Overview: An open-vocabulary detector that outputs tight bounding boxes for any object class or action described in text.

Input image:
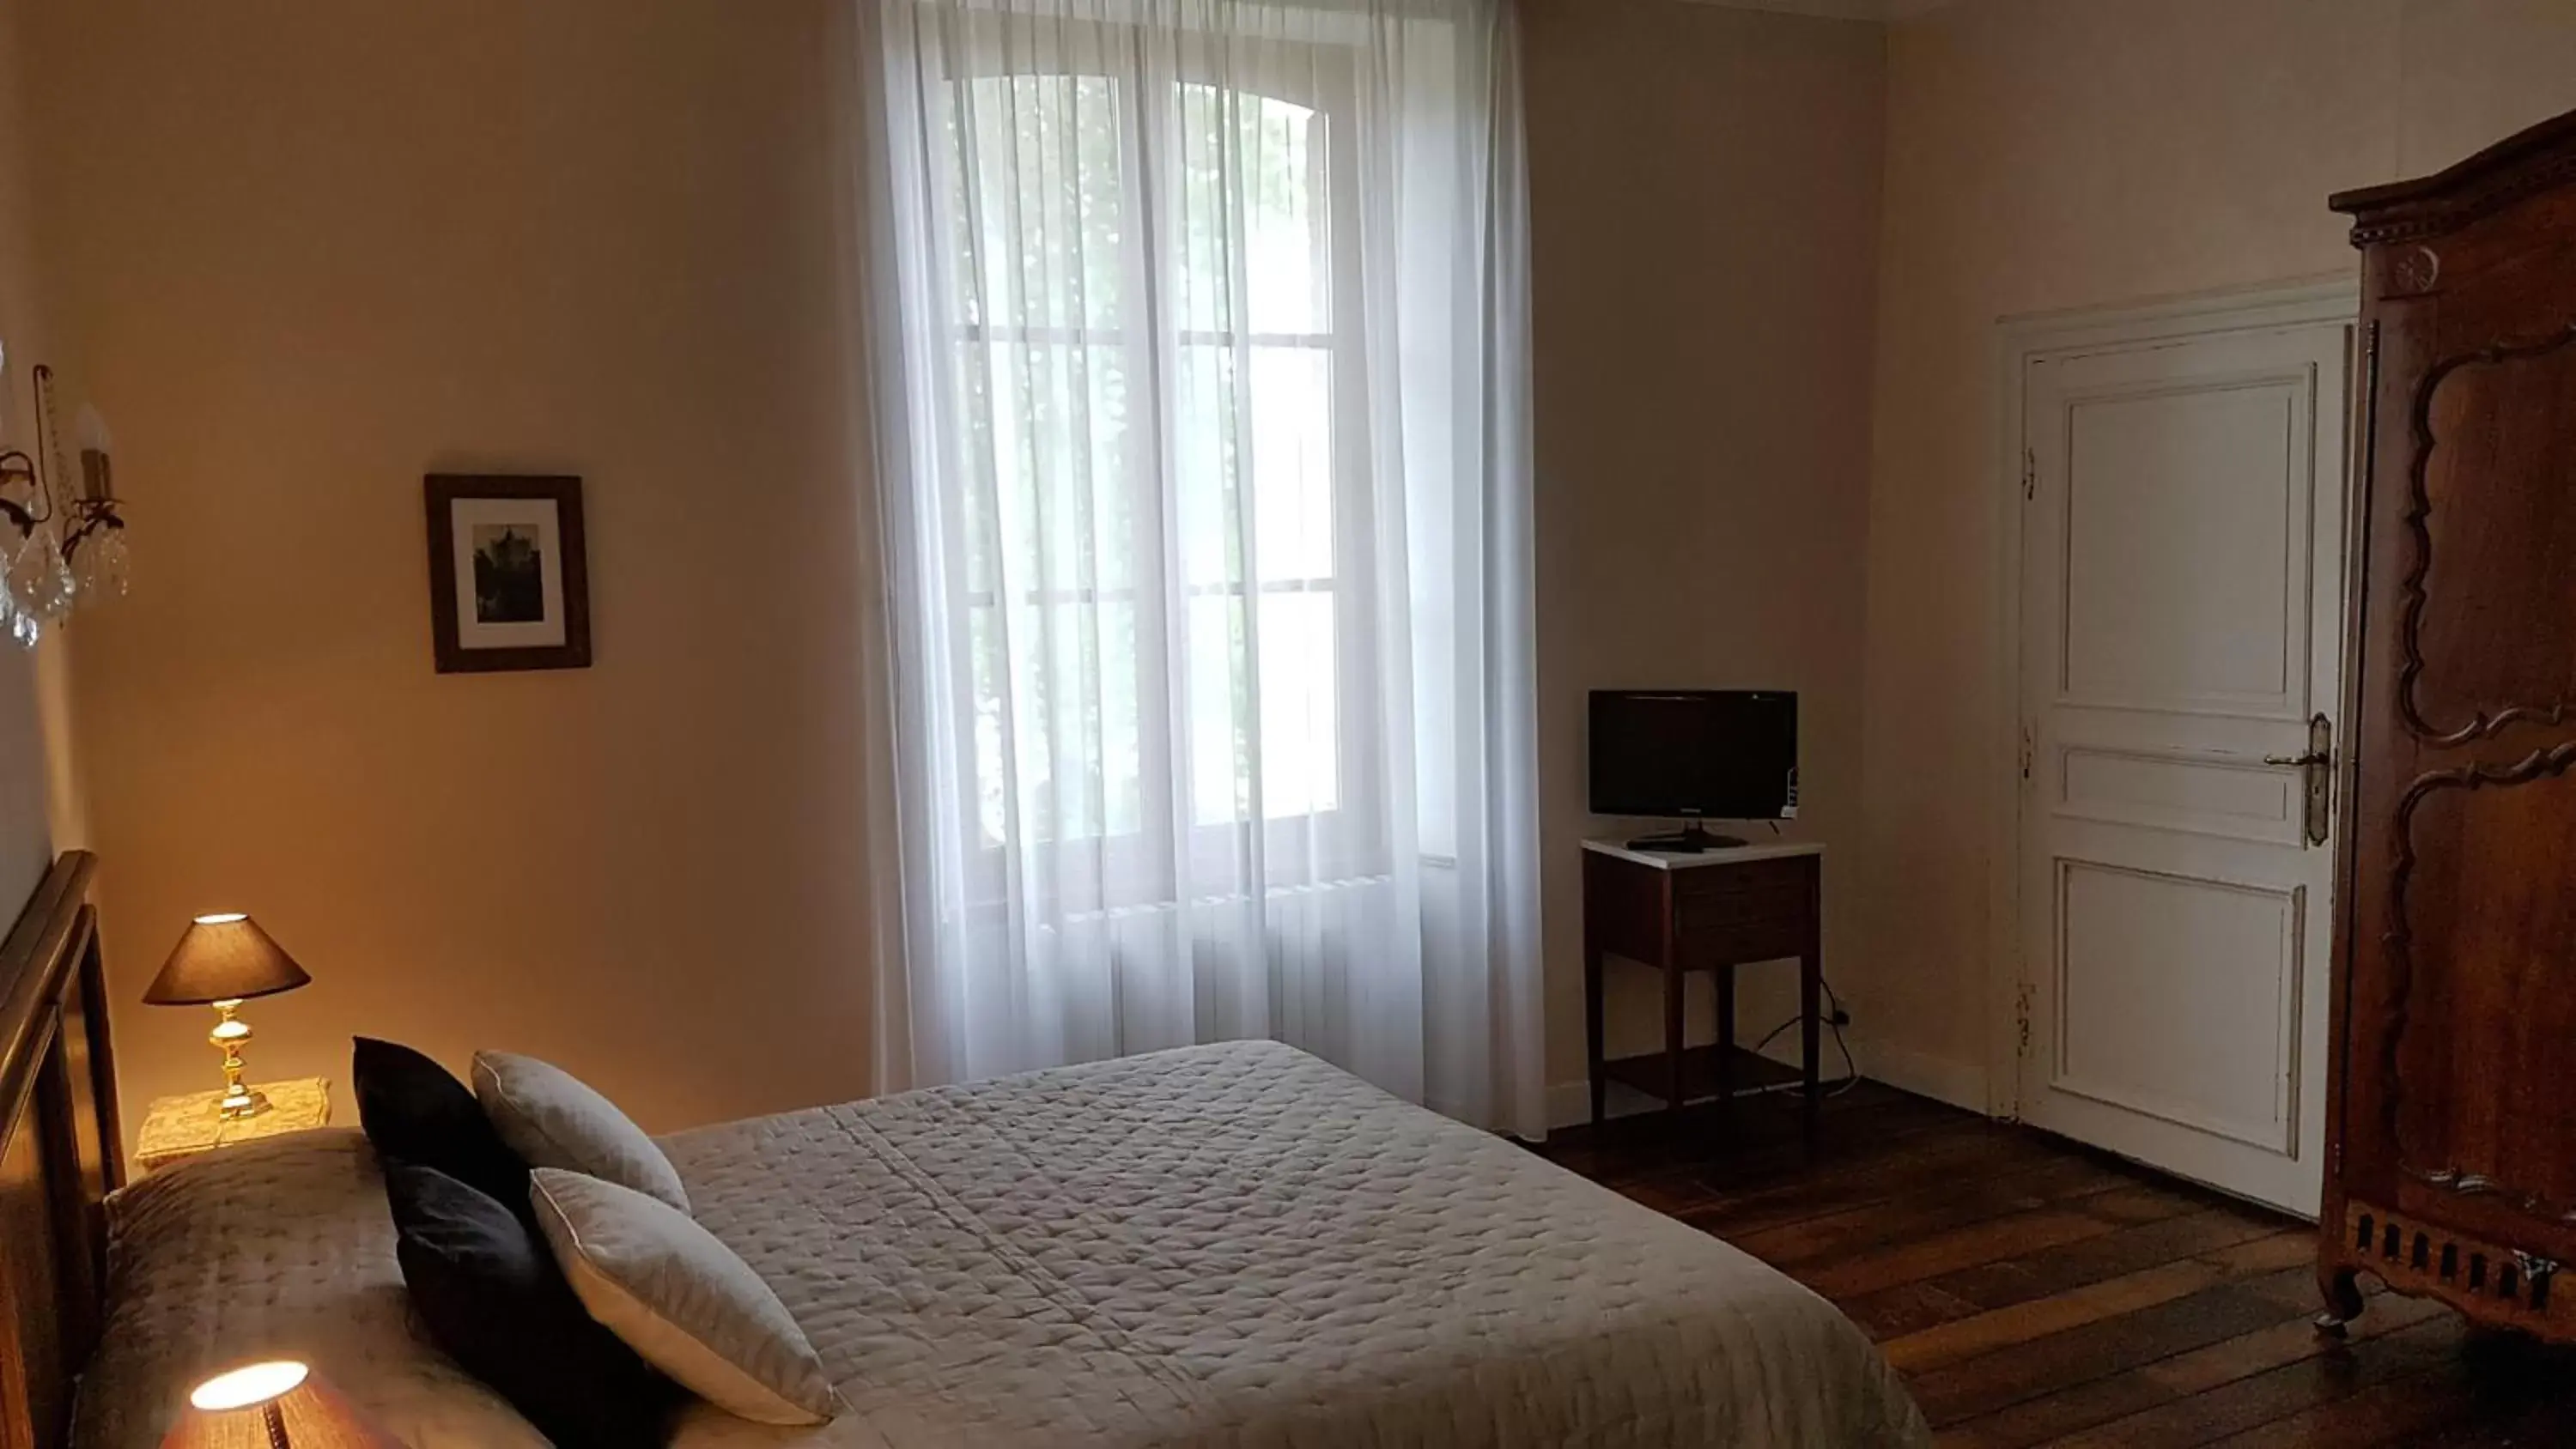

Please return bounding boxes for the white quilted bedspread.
[78,1130,551,1449]
[79,1040,1928,1448]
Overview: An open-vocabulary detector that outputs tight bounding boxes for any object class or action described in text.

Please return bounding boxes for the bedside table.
[135,1076,332,1173]
[1582,840,1825,1136]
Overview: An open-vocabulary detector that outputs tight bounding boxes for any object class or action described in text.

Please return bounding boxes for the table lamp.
[144,912,311,1119]
[161,1361,396,1448]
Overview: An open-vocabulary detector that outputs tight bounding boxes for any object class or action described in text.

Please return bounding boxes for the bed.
[0,853,1929,1447]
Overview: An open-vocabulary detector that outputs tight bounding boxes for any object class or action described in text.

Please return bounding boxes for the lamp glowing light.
[189,1361,309,1412]
[161,1361,396,1448]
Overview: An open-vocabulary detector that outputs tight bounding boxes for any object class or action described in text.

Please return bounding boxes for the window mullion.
[1126,31,1190,863]
[1212,78,1272,839]
[945,74,1025,859]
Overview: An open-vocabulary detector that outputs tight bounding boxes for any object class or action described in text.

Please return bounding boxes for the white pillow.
[471,1051,690,1212]
[529,1168,838,1426]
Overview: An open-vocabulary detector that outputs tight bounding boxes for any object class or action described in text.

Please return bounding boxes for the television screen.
[1589,690,1798,820]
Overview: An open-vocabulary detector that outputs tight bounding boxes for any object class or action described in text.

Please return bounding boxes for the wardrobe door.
[2327,109,2576,1337]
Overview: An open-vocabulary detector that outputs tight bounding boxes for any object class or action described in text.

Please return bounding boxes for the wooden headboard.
[0,852,120,1449]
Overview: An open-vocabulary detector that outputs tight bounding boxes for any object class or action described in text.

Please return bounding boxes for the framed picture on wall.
[424,474,592,673]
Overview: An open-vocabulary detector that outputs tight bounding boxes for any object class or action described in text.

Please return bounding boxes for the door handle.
[2266,715,2335,847]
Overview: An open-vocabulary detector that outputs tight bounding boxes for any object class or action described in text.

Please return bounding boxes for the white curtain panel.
[853,0,1543,1136]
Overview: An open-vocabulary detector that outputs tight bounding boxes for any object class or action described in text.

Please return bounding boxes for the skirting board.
[1855,1040,1990,1114]
[1544,1034,1989,1133]
[1676,0,1956,20]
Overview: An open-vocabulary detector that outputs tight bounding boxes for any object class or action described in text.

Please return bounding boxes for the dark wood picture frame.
[424,474,592,674]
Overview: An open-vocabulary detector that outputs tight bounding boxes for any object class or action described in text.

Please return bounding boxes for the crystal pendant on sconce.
[3,585,37,648]
[0,533,58,647]
[24,529,72,621]
[73,528,128,600]
[41,550,71,621]
[6,528,51,620]
[0,549,41,646]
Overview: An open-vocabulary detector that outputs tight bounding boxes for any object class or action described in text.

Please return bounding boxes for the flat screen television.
[1588,689,1798,851]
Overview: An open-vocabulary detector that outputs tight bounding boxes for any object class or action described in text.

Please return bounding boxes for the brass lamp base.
[209,999,270,1119]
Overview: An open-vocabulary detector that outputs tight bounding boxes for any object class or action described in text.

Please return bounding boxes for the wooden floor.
[1537,1081,2576,1447]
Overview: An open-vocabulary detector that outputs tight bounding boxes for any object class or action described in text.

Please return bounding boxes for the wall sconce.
[0,349,125,647]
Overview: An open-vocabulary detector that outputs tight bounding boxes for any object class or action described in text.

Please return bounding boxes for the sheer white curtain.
[854,0,1542,1136]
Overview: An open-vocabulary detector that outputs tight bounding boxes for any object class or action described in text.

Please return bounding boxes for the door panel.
[2058,381,2306,716]
[2020,318,2353,1216]
[2056,745,2304,846]
[2054,859,2302,1155]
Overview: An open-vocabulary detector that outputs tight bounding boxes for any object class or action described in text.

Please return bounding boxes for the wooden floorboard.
[1536,1088,2576,1446]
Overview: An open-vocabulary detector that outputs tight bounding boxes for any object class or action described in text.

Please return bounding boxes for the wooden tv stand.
[1581,838,1825,1134]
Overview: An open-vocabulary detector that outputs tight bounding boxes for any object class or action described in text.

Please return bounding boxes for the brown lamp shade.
[143,913,312,1006]
[161,1362,398,1448]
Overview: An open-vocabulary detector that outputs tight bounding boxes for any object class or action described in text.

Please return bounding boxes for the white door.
[2017,317,2352,1216]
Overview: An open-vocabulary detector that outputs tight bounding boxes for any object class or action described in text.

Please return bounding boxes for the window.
[940,44,1370,879]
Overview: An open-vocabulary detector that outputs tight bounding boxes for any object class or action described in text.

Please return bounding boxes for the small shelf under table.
[1601,1044,1802,1106]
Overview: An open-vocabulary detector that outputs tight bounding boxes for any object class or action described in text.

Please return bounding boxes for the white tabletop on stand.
[1582,837,1826,870]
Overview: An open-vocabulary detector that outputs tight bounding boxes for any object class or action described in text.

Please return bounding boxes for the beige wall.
[24,0,878,1140]
[1857,0,2576,1100]
[1525,1,1886,1101]
[0,0,76,903]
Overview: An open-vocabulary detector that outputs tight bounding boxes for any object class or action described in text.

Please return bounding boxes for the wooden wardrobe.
[2321,106,2576,1341]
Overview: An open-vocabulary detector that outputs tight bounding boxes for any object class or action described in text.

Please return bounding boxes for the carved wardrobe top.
[2332,108,2576,248]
